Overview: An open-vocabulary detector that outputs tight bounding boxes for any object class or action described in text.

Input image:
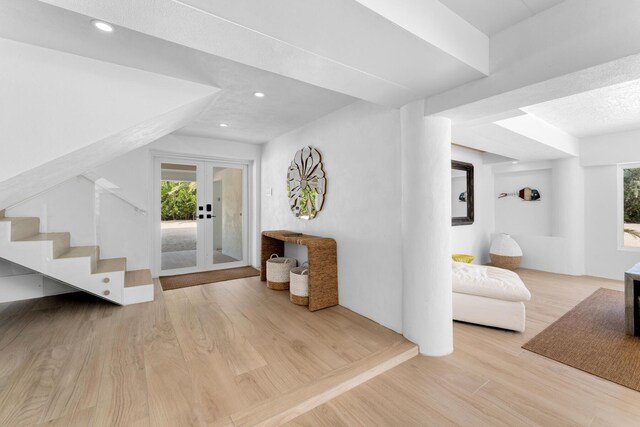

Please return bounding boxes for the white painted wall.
[579,130,640,279]
[578,128,640,279]
[494,168,552,236]
[0,258,33,277]
[0,274,74,303]
[460,126,640,279]
[583,165,636,280]
[488,159,586,276]
[8,134,261,274]
[451,146,492,264]
[581,128,640,167]
[261,101,403,332]
[0,258,75,303]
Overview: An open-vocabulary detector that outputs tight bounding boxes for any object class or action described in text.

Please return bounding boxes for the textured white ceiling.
[523,79,640,138]
[439,0,565,35]
[39,0,487,107]
[1,0,356,144]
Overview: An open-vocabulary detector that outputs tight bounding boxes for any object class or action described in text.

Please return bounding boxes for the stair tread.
[0,216,39,222]
[58,246,99,259]
[19,232,69,242]
[125,269,153,288]
[97,258,126,273]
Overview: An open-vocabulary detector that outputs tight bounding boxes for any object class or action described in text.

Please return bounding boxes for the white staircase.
[0,210,154,305]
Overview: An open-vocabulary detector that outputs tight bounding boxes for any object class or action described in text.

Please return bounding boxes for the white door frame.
[152,153,252,277]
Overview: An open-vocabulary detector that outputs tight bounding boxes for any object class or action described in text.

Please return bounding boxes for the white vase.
[490,234,522,270]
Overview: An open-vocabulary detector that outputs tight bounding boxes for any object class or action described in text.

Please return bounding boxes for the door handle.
[207,214,216,219]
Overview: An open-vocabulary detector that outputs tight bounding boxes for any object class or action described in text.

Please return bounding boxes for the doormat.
[160,266,260,291]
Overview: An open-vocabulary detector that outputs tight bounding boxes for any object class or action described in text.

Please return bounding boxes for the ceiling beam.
[353,0,488,74]
[493,114,579,157]
[39,0,485,107]
[426,0,640,122]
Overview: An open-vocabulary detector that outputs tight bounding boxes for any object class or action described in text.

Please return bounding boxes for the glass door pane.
[210,166,244,265]
[160,162,198,271]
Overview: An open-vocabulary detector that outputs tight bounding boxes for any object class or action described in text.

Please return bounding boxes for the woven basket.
[266,254,297,290]
[490,254,521,270]
[290,263,309,306]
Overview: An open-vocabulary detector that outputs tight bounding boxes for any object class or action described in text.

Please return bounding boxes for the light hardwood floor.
[2,270,639,426]
[289,269,640,426]
[0,276,410,426]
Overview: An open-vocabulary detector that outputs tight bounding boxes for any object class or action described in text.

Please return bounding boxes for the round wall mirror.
[287,146,326,220]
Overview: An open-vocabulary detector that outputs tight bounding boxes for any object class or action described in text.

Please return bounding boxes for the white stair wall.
[0,38,219,209]
[0,256,75,303]
[0,214,153,305]
[0,274,75,304]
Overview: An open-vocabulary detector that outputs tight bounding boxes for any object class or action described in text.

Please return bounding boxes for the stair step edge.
[17,232,70,242]
[97,258,127,274]
[2,217,41,241]
[58,246,99,259]
[125,269,153,288]
[0,216,40,222]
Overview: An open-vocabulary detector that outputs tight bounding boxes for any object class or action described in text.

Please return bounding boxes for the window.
[623,166,640,248]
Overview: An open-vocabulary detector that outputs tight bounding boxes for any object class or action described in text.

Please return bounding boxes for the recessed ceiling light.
[253,92,265,98]
[219,123,229,128]
[512,161,519,164]
[92,20,114,32]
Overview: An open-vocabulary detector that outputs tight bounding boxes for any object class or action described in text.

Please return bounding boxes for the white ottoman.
[452,262,531,332]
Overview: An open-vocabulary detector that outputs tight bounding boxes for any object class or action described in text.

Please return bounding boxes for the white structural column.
[551,157,585,275]
[400,101,453,356]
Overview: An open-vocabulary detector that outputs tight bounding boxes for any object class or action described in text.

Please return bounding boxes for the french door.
[154,156,249,276]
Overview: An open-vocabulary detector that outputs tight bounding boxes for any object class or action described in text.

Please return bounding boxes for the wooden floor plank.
[290,269,640,426]
[39,336,103,424]
[0,344,71,426]
[38,406,97,427]
[3,269,634,426]
[0,275,409,425]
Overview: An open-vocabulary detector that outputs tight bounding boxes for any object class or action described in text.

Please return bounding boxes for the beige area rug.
[160,266,260,291]
[522,288,640,391]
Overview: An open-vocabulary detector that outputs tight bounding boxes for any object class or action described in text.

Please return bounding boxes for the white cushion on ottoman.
[452,262,531,302]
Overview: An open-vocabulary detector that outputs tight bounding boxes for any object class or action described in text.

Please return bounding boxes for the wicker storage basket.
[266,254,297,290]
[490,254,521,270]
[289,263,309,306]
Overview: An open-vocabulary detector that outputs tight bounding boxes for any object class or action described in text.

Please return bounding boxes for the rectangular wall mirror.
[452,160,474,226]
